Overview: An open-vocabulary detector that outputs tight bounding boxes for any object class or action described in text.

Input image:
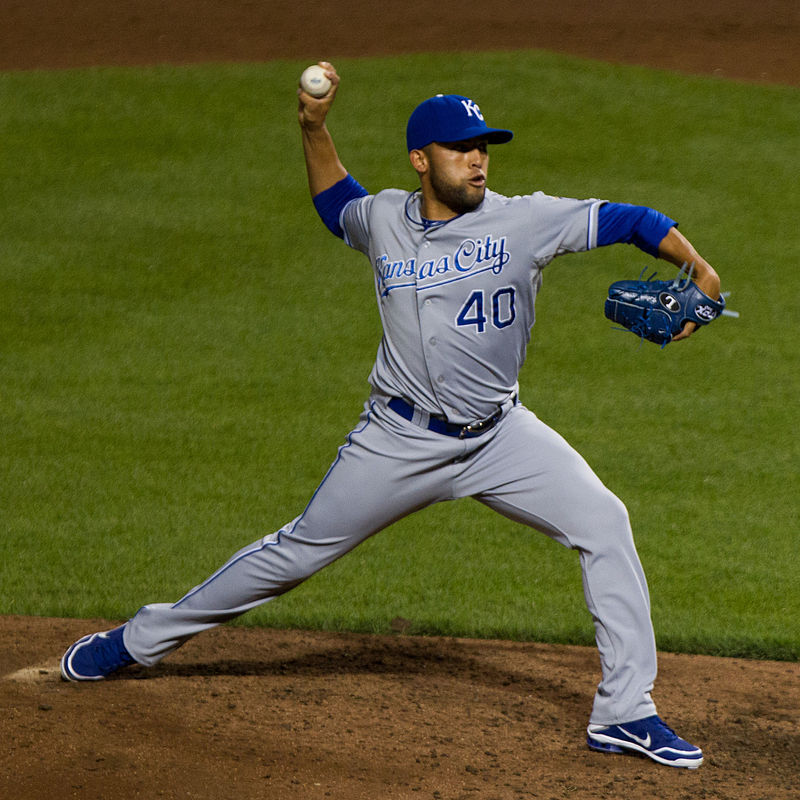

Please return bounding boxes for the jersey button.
[437,375,445,384]
[429,337,437,346]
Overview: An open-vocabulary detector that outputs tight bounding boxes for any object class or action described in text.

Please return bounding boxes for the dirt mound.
[2,617,798,799]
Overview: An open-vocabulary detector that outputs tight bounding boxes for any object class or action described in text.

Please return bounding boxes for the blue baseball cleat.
[587,714,703,768]
[60,625,136,681]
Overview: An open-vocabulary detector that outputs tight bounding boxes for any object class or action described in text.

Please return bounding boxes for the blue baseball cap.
[406,94,514,152]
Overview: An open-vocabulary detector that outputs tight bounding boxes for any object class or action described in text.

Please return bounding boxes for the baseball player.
[62,63,721,769]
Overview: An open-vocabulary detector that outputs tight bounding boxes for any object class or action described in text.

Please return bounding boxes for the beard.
[428,168,485,216]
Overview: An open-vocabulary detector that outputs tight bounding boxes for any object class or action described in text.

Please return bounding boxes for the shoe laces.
[90,632,134,673]
[648,716,681,743]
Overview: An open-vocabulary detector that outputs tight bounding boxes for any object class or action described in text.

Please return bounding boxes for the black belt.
[388,396,508,439]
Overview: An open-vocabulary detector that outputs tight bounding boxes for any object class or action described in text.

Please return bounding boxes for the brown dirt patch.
[2,617,798,800]
[2,3,798,799]
[1,0,799,85]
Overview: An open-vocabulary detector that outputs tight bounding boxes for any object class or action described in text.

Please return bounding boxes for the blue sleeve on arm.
[312,174,369,239]
[597,202,677,258]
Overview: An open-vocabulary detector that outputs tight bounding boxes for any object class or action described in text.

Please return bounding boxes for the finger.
[319,62,338,83]
[671,321,697,342]
[298,76,338,103]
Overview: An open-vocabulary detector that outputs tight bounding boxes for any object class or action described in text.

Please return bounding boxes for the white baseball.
[300,65,332,98]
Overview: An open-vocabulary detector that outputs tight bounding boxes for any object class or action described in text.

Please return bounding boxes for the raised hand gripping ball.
[300,64,332,98]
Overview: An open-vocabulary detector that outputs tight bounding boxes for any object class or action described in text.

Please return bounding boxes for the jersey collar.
[404,190,476,231]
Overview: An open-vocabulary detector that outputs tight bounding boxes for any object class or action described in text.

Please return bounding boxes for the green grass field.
[2,52,798,661]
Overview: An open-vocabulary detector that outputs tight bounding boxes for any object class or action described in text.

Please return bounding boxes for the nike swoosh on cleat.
[618,727,651,748]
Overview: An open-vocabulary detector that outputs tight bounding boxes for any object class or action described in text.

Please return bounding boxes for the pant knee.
[599,491,632,533]
[568,487,635,554]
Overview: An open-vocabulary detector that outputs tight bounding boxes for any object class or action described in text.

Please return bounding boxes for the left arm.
[597,202,721,342]
[655,226,721,341]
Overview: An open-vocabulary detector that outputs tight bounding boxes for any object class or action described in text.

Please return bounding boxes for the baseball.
[300,64,332,98]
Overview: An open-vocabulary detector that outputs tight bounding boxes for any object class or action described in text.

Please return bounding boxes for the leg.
[461,409,702,767]
[63,399,457,677]
[454,405,657,725]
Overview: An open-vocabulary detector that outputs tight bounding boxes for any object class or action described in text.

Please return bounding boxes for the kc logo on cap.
[459,98,484,120]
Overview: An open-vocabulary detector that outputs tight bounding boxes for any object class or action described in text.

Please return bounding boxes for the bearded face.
[414,138,489,219]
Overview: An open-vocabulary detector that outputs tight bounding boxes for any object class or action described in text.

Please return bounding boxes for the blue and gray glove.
[605,264,727,347]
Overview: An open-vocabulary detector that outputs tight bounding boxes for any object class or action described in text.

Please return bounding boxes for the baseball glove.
[604,263,726,347]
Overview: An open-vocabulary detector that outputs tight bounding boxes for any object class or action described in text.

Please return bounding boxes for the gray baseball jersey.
[124,185,659,727]
[343,189,601,423]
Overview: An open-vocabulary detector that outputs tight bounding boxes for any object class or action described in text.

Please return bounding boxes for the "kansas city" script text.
[376,234,511,295]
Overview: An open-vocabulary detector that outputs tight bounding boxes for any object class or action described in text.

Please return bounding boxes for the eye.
[448,140,488,153]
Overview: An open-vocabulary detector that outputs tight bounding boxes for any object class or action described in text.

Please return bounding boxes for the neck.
[419,193,460,222]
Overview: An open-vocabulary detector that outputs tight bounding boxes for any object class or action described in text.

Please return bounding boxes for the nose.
[469,148,487,169]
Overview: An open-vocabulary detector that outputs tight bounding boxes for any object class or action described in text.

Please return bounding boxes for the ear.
[409,148,428,176]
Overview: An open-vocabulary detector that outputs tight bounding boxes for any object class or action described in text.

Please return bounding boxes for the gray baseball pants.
[124,394,658,725]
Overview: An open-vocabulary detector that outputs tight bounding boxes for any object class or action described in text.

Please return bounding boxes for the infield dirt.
[1,2,798,799]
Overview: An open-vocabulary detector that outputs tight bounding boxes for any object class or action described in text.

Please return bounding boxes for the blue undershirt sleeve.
[312,174,369,239]
[597,202,677,258]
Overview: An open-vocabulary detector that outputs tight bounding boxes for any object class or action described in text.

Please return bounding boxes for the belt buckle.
[458,410,499,439]
[459,422,480,439]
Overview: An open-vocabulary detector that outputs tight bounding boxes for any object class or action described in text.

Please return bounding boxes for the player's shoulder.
[340,188,410,247]
[373,187,411,204]
[484,188,587,206]
[349,187,407,212]
[484,188,604,220]
[341,187,402,215]
[479,189,560,215]
[352,188,418,224]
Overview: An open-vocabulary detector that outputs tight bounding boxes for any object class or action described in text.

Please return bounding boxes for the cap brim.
[437,126,514,146]
[486,128,514,144]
